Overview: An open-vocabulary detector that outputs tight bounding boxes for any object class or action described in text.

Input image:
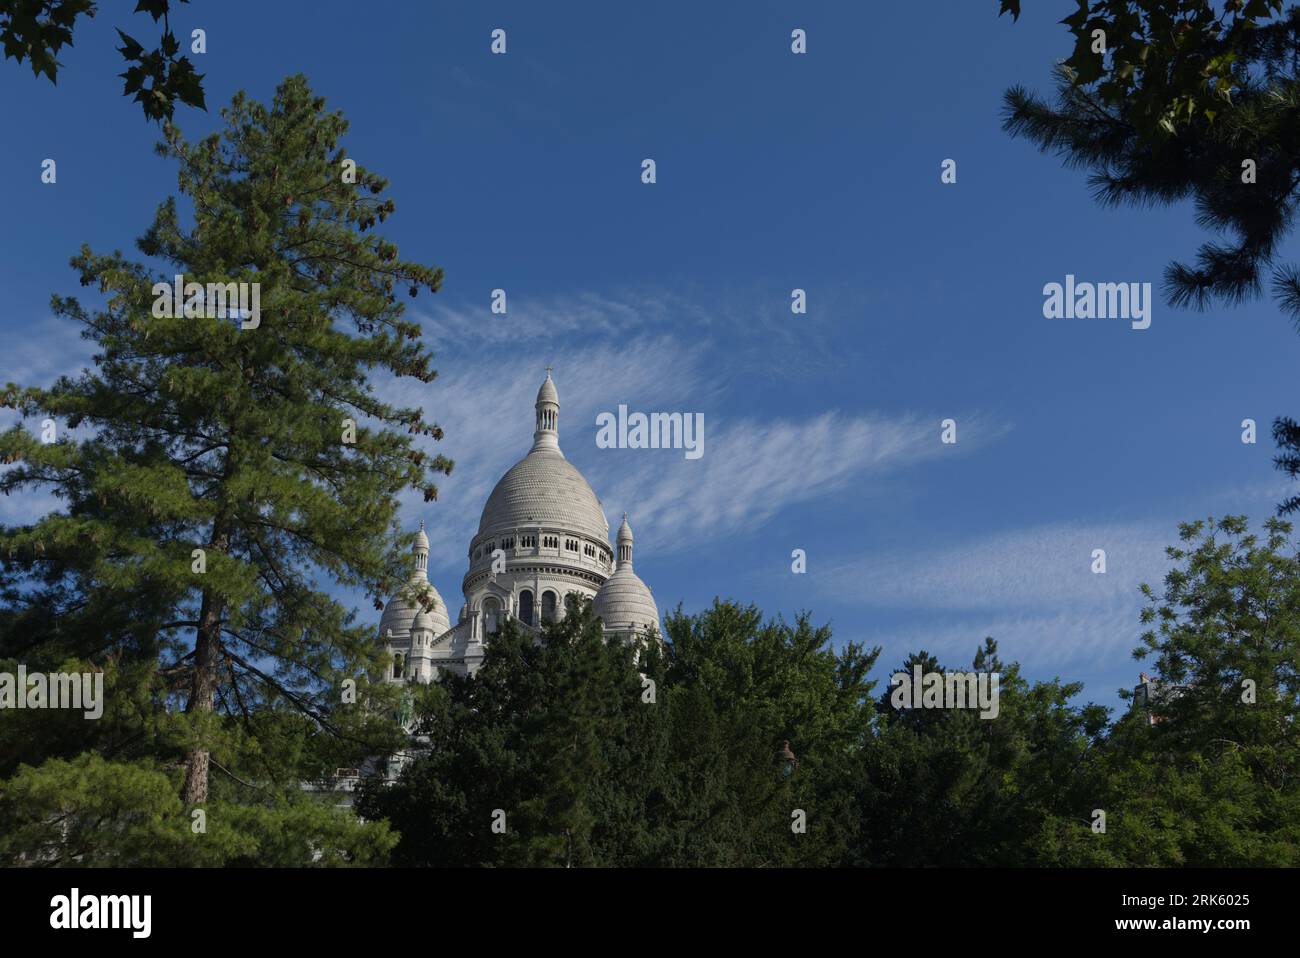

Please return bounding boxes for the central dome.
[476,370,609,544]
[477,447,610,542]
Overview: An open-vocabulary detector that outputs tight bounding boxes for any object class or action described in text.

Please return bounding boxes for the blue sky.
[2,0,1296,713]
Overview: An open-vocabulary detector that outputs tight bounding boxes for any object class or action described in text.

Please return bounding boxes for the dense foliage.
[359,517,1300,866]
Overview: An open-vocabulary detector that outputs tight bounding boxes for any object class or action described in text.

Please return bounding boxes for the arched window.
[518,589,534,626]
[483,597,501,635]
[541,590,557,624]
[393,652,405,680]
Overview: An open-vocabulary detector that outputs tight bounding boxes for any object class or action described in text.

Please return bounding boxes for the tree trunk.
[182,520,230,805]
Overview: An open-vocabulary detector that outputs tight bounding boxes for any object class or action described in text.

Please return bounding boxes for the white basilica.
[377,371,660,685]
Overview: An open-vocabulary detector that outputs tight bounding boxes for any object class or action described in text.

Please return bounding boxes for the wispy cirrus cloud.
[0,315,94,391]
[417,290,709,349]
[415,286,855,383]
[821,521,1173,612]
[0,316,93,525]
[860,604,1148,684]
[375,288,1018,575]
[1210,476,1294,511]
[0,315,95,442]
[590,409,1011,552]
[820,519,1177,673]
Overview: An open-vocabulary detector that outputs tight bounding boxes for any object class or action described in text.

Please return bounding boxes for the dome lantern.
[532,368,560,452]
[617,512,633,568]
[413,519,429,579]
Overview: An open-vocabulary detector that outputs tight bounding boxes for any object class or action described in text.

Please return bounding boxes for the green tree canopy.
[1039,516,1300,865]
[358,599,879,867]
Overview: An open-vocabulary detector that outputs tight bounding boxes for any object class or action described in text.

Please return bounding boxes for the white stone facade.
[378,372,659,686]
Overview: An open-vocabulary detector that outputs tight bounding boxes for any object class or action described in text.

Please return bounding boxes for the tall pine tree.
[0,75,450,841]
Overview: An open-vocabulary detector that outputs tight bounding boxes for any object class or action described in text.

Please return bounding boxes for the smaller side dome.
[593,513,659,637]
[593,569,659,636]
[379,581,450,638]
[379,521,451,638]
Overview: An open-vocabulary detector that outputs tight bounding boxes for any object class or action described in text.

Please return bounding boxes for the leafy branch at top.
[998,0,1286,141]
[0,0,205,122]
